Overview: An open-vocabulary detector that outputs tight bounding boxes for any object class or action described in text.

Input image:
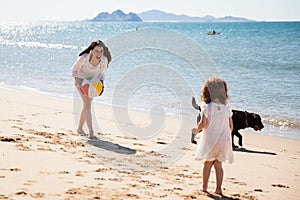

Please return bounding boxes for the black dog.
[191,97,264,148]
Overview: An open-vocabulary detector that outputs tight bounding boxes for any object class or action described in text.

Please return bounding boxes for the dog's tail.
[192,97,201,111]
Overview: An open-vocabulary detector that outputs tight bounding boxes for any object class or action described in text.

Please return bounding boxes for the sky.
[0,0,299,22]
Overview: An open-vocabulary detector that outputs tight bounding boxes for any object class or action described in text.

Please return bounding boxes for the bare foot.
[77,129,86,136]
[202,186,208,193]
[89,132,96,139]
[215,189,222,195]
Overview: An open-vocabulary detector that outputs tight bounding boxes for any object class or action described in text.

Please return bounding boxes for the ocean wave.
[263,118,300,129]
[0,38,78,50]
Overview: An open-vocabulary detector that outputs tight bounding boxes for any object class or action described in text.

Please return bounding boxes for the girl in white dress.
[72,40,111,138]
[192,77,233,195]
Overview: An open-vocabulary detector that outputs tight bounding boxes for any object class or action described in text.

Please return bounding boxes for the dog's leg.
[231,130,239,149]
[191,133,197,144]
[191,113,201,144]
[236,131,243,147]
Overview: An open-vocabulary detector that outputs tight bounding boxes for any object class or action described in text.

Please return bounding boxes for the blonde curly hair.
[201,77,229,104]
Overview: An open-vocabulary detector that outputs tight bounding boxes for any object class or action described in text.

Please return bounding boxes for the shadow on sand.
[204,191,240,200]
[233,147,277,155]
[87,137,136,155]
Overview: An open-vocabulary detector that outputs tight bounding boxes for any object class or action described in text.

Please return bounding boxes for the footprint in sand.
[58,171,71,174]
[133,143,145,146]
[8,119,23,123]
[0,136,15,142]
[17,115,25,121]
[95,168,109,173]
[0,195,9,199]
[64,129,76,134]
[181,147,191,151]
[94,177,106,181]
[254,188,263,192]
[27,129,53,139]
[30,192,45,198]
[16,191,27,196]
[62,180,74,184]
[42,124,50,128]
[9,168,21,172]
[176,173,193,178]
[271,184,290,188]
[16,143,32,151]
[173,187,183,191]
[139,179,160,188]
[75,171,86,177]
[23,180,37,186]
[125,194,139,199]
[37,147,55,152]
[156,141,167,145]
[11,125,23,130]
[118,170,132,175]
[108,177,123,182]
[39,171,56,175]
[227,177,247,186]
[65,188,77,195]
[149,151,166,157]
[117,135,137,140]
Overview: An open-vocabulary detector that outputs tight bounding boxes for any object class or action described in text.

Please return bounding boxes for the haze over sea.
[0,21,299,140]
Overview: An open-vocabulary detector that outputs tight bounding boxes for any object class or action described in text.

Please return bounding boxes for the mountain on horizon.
[86,9,254,22]
[89,10,142,22]
[138,9,254,22]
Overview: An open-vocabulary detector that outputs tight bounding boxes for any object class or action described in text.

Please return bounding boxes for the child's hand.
[191,128,198,134]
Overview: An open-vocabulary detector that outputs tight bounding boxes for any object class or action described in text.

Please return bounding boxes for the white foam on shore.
[0,38,78,50]
[1,83,299,141]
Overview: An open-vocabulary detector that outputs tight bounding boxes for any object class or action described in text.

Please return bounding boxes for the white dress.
[194,102,234,163]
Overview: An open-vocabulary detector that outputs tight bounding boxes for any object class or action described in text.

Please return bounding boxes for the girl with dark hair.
[192,77,233,195]
[71,40,112,138]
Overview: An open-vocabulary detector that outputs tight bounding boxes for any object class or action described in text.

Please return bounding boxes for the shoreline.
[0,86,299,199]
[2,83,299,142]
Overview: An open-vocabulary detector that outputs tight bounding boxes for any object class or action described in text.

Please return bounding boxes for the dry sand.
[0,86,299,200]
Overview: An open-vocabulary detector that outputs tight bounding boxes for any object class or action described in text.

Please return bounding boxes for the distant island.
[88,10,142,22]
[87,9,254,22]
[138,10,254,22]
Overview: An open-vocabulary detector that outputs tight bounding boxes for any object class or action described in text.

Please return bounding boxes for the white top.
[194,102,234,163]
[71,53,108,81]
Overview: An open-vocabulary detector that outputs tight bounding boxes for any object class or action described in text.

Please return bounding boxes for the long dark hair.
[79,40,112,64]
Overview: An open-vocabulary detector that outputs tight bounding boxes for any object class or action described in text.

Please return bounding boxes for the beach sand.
[0,86,299,200]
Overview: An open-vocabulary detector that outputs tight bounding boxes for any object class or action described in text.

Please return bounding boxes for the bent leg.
[75,82,86,133]
[78,108,86,133]
[76,82,93,136]
[82,96,93,137]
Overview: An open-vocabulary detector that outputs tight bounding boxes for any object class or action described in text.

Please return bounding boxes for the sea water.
[0,21,299,140]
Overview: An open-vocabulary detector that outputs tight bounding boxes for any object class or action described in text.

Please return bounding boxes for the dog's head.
[247,112,264,131]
